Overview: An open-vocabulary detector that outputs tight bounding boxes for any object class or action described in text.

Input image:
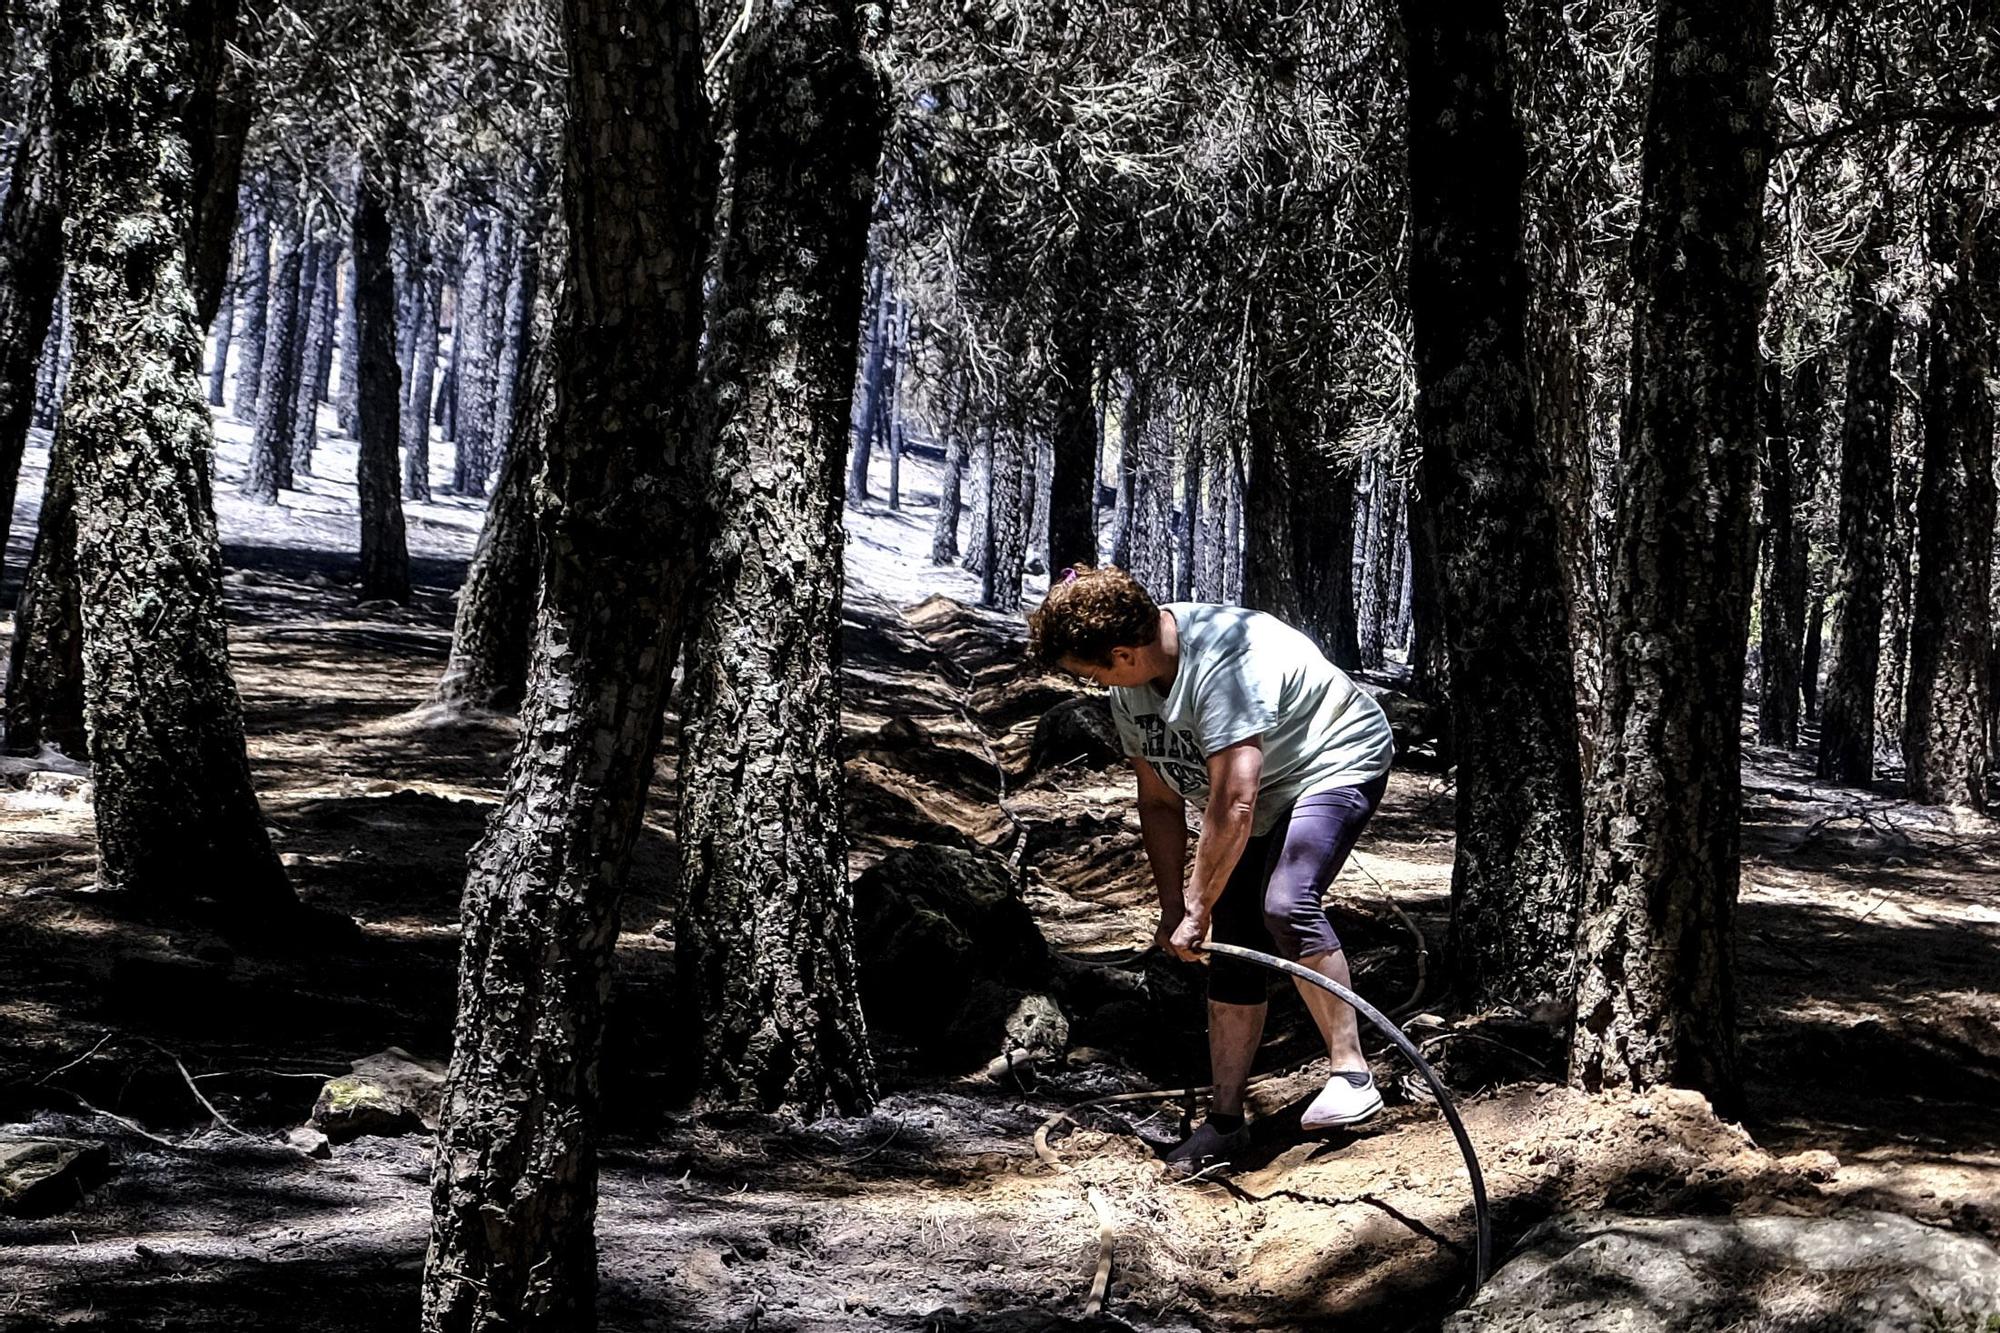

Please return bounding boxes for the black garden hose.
[1202,941,1492,1289]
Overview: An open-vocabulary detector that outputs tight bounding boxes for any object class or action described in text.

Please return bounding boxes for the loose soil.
[1,427,1996,1331]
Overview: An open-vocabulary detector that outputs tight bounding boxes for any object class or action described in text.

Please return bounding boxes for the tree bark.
[432,350,551,711]
[846,266,888,502]
[1756,362,1802,746]
[5,424,85,757]
[403,257,440,501]
[32,284,70,431]
[1046,258,1097,576]
[930,414,966,564]
[242,208,304,503]
[182,0,248,332]
[980,423,1029,610]
[1403,0,1584,1011]
[353,153,410,604]
[0,77,64,586]
[206,269,234,407]
[1824,217,1896,784]
[1902,196,1995,811]
[230,193,268,421]
[50,0,290,905]
[447,208,496,496]
[961,422,990,576]
[1569,0,1775,1103]
[336,243,359,434]
[674,0,884,1115]
[293,237,338,473]
[419,0,714,1322]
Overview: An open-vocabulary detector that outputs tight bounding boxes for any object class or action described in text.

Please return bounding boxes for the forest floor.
[1,416,1997,1332]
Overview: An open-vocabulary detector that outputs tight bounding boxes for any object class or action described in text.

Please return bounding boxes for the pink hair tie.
[1059,566,1079,585]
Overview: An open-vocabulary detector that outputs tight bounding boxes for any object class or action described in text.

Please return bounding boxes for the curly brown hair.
[1026,565,1160,666]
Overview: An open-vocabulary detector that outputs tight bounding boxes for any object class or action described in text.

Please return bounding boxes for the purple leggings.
[1206,773,1388,1006]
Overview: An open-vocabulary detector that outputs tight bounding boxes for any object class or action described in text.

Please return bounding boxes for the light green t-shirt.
[1108,602,1395,835]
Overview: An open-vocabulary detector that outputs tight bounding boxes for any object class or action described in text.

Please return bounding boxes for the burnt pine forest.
[1,0,1998,1330]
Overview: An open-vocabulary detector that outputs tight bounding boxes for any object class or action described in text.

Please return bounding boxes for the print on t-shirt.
[1136,713,1208,796]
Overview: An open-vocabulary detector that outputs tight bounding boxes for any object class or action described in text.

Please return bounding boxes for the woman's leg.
[1260,776,1388,1071]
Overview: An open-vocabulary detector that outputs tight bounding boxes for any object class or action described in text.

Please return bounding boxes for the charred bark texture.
[5,425,85,757]
[230,195,268,420]
[353,155,409,604]
[1817,221,1896,785]
[1046,264,1097,576]
[1569,0,1775,1103]
[51,0,290,904]
[1403,0,1584,1011]
[419,0,715,1323]
[242,209,304,503]
[675,0,884,1115]
[403,258,440,501]
[432,350,551,712]
[1902,197,1995,811]
[0,79,63,583]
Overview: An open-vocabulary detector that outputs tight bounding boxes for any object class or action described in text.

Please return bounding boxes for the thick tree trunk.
[1756,363,1802,746]
[930,417,966,564]
[447,209,495,496]
[182,0,248,333]
[432,351,551,711]
[1569,0,1775,1102]
[1242,309,1305,625]
[1046,262,1097,576]
[1902,197,1995,811]
[1403,0,1584,1011]
[51,0,290,905]
[1290,442,1359,669]
[0,80,63,584]
[293,237,338,472]
[675,0,884,1115]
[419,0,714,1323]
[488,208,543,466]
[1816,221,1897,785]
[336,245,359,434]
[961,423,990,576]
[1127,387,1175,595]
[230,195,268,421]
[1108,374,1143,571]
[207,273,234,407]
[980,424,1029,610]
[242,209,304,503]
[1196,421,1229,602]
[1406,488,1452,708]
[353,157,409,604]
[1175,412,1200,602]
[5,425,85,756]
[403,261,440,501]
[32,285,70,430]
[846,267,888,502]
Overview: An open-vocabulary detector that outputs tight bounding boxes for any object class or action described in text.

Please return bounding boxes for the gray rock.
[310,1048,446,1143]
[1448,1210,2000,1333]
[285,1125,333,1160]
[0,1135,111,1217]
[977,992,1071,1081]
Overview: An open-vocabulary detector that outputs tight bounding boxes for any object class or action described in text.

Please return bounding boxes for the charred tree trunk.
[432,352,551,712]
[675,0,884,1114]
[207,270,235,407]
[1569,0,1775,1102]
[403,259,440,501]
[1046,259,1097,576]
[1824,214,1896,784]
[1290,442,1359,669]
[961,423,990,577]
[293,237,337,472]
[242,208,304,503]
[183,0,248,333]
[0,80,64,583]
[1756,363,1802,745]
[930,413,966,564]
[336,244,359,434]
[1403,0,1584,1011]
[230,194,268,421]
[488,207,543,466]
[419,0,715,1322]
[49,0,290,904]
[1196,417,1229,601]
[1406,487,1452,708]
[1902,197,1995,811]
[1242,309,1304,625]
[32,285,70,431]
[1108,374,1143,571]
[1127,387,1175,595]
[5,425,85,756]
[353,154,409,604]
[1176,411,1200,602]
[980,423,1029,611]
[846,266,888,502]
[448,209,495,496]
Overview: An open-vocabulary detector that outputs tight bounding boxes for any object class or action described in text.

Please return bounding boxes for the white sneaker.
[1301,1069,1383,1132]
